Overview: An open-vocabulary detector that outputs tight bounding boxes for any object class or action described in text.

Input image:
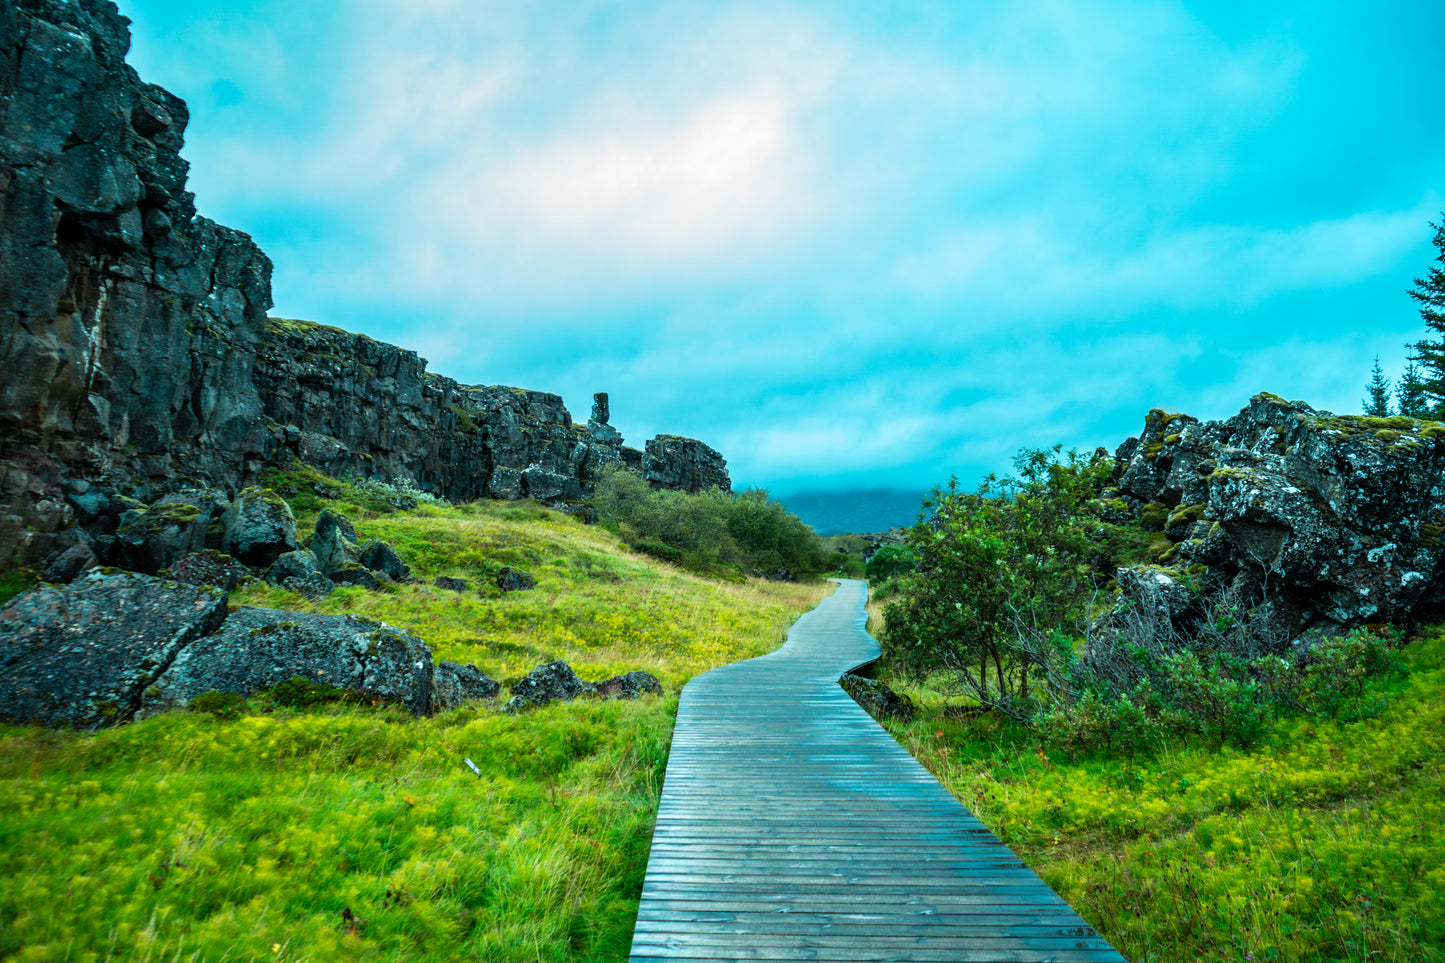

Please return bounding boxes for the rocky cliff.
[0,0,728,569]
[1105,393,1445,646]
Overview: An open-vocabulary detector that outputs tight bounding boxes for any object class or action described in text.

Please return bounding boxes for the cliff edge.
[0,0,727,568]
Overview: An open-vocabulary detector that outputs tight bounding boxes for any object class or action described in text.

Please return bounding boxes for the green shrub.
[865,544,918,581]
[1299,626,1404,720]
[0,567,38,607]
[591,466,827,579]
[188,690,248,719]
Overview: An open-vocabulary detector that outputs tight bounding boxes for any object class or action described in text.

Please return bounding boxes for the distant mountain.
[777,489,928,536]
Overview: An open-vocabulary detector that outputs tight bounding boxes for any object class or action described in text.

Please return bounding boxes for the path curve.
[629,578,1127,962]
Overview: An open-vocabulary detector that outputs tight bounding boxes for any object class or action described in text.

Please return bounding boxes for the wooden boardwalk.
[629,578,1127,962]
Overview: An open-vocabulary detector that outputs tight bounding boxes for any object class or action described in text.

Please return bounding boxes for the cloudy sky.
[121,0,1444,497]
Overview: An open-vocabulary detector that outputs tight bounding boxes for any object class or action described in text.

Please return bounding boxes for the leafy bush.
[882,447,1113,709]
[881,442,1412,754]
[865,544,918,581]
[591,466,826,579]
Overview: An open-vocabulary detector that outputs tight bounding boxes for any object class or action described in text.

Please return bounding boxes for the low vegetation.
[0,478,827,962]
[590,465,828,582]
[877,627,1445,962]
[871,440,1444,962]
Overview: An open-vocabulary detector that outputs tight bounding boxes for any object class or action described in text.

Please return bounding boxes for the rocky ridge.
[1103,393,1445,647]
[0,0,729,571]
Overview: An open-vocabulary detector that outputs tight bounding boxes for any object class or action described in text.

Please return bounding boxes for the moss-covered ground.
[0,494,826,962]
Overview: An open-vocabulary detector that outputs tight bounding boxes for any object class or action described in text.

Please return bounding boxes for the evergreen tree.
[1397,358,1432,419]
[1408,217,1445,410]
[1363,355,1392,416]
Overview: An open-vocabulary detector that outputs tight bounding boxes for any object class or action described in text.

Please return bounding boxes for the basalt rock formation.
[0,0,728,571]
[1103,393,1445,647]
[0,569,499,725]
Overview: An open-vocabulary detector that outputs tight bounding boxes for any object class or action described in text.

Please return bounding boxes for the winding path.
[629,578,1127,962]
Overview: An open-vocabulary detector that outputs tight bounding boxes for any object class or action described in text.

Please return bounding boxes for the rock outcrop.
[0,571,228,727]
[503,660,664,712]
[432,660,502,711]
[0,571,495,724]
[0,0,729,570]
[1104,393,1445,646]
[142,607,435,717]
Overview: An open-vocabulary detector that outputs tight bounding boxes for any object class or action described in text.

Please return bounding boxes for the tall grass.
[0,495,827,962]
[879,628,1445,963]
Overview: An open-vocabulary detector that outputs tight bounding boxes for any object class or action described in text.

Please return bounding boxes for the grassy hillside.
[876,626,1445,963]
[0,489,826,963]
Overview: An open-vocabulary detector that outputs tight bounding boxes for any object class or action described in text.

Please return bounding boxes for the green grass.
[878,629,1445,963]
[0,495,827,962]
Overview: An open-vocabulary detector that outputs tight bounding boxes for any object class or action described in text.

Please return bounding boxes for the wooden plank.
[629,579,1127,963]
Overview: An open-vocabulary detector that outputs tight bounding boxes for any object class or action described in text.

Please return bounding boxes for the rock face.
[0,571,228,727]
[643,435,732,494]
[0,571,458,724]
[144,607,434,717]
[0,0,730,569]
[1105,394,1445,645]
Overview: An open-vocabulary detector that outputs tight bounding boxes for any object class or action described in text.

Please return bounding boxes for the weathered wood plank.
[629,579,1126,962]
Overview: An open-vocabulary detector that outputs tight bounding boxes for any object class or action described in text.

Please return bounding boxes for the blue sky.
[120,0,1444,496]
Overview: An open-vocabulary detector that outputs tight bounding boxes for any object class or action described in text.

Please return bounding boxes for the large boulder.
[144,608,435,716]
[116,501,210,573]
[163,550,250,591]
[0,572,228,727]
[359,539,409,580]
[1108,394,1445,645]
[221,488,298,567]
[494,566,536,592]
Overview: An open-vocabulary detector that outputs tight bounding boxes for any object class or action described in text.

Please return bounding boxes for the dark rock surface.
[0,571,228,727]
[0,0,730,568]
[494,566,536,593]
[143,607,434,716]
[435,575,468,593]
[840,673,916,722]
[1105,394,1445,645]
[505,660,594,712]
[433,660,502,711]
[116,500,208,573]
[221,487,297,567]
[163,549,249,591]
[644,435,732,494]
[503,660,664,711]
[593,670,663,700]
[359,539,409,581]
[264,549,320,585]
[40,540,98,582]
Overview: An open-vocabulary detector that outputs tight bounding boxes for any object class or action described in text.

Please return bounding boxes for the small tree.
[881,447,1111,713]
[1397,357,1432,419]
[1363,355,1392,416]
[1408,216,1445,411]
